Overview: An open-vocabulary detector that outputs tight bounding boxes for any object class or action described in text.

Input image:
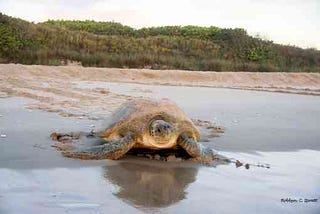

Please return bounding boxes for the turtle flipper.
[62,134,136,160]
[178,134,217,162]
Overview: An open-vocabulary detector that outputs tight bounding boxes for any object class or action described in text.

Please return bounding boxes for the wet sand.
[1,83,320,214]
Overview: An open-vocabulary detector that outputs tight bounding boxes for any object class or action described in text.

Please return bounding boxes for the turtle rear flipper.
[62,134,136,160]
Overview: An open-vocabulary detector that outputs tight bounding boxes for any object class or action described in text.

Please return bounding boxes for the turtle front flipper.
[62,134,136,160]
[178,134,219,162]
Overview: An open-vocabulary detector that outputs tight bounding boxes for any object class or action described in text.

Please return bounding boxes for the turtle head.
[149,119,176,147]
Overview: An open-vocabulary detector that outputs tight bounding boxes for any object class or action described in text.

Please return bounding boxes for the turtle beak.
[150,120,174,138]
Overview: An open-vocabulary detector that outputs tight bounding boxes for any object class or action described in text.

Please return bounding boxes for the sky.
[0,0,319,49]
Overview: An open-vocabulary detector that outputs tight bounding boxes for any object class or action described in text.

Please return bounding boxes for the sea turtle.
[51,98,221,162]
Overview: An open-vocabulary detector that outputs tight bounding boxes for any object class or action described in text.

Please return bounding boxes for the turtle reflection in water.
[51,98,226,162]
[104,162,198,208]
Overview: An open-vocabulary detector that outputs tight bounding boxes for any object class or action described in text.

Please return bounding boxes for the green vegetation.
[1,13,320,72]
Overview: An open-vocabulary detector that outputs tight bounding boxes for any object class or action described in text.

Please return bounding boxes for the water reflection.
[104,162,198,208]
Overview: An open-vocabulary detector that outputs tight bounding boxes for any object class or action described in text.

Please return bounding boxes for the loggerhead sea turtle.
[51,98,222,162]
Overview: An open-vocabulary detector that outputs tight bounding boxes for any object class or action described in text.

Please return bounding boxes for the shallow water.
[1,84,320,213]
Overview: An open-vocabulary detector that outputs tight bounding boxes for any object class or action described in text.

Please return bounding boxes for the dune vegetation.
[0,13,319,72]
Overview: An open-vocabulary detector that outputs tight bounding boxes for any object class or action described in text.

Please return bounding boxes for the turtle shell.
[98,98,200,143]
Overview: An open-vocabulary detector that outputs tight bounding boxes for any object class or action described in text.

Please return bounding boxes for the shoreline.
[89,80,320,96]
[1,63,320,119]
[1,63,320,95]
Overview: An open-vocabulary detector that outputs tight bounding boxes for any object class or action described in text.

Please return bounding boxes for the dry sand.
[1,63,320,119]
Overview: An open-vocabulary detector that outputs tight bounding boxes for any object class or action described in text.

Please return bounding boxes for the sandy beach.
[1,63,320,119]
[1,64,320,213]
